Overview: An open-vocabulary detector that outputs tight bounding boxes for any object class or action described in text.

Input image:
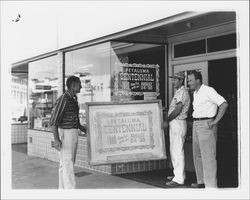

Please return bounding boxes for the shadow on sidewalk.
[117,169,196,188]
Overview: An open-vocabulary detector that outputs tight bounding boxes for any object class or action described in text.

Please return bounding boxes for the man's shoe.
[191,183,205,188]
[166,180,182,187]
[166,176,174,181]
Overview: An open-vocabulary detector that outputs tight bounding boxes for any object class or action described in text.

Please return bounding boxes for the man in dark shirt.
[50,76,87,189]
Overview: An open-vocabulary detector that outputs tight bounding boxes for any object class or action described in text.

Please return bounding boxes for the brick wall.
[11,123,28,144]
[27,129,167,174]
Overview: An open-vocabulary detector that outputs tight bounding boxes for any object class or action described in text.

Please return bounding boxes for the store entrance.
[208,57,238,187]
[172,57,238,187]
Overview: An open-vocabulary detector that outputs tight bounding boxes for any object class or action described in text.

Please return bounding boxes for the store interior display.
[28,55,59,131]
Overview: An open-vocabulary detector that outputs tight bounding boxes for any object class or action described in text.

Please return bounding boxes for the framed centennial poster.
[113,63,160,97]
[86,100,166,165]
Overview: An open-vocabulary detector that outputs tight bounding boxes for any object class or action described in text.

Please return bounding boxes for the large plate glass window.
[28,55,60,131]
[64,42,166,135]
[65,42,111,129]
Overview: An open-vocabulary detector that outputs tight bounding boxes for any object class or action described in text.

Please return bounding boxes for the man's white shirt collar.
[194,84,204,94]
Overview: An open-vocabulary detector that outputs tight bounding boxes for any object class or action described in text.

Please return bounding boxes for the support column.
[57,52,64,96]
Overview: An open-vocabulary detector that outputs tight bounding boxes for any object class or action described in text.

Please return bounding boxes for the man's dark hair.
[190,70,203,84]
[66,76,80,89]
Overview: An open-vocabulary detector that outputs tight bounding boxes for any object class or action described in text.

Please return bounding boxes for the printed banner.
[87,100,166,165]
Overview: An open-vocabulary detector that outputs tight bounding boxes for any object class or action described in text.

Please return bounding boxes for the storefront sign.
[113,63,160,96]
[86,100,166,165]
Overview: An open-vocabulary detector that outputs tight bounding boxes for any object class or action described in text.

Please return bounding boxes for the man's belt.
[193,117,215,121]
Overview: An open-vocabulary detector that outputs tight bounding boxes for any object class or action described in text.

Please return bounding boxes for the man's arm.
[208,102,228,128]
[51,125,60,140]
[50,95,67,150]
[51,125,62,150]
[168,102,183,122]
[163,103,183,129]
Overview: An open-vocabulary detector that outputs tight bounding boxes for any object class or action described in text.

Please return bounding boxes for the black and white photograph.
[1,1,249,199]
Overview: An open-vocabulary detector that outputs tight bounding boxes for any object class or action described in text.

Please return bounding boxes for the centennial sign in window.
[110,42,165,104]
[113,63,160,96]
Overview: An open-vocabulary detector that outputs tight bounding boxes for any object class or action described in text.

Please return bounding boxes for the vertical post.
[168,42,173,107]
[164,44,169,108]
[57,52,64,96]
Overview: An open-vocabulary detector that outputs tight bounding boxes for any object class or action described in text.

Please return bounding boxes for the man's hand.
[51,125,61,150]
[54,139,62,151]
[207,102,228,129]
[79,125,87,135]
[207,120,217,129]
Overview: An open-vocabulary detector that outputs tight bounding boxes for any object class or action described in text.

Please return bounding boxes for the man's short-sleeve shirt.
[192,84,226,118]
[168,86,190,120]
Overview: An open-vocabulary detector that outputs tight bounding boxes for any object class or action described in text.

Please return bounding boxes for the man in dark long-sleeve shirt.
[50,76,87,189]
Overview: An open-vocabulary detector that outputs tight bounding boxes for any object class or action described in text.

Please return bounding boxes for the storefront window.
[65,42,166,129]
[65,43,111,126]
[28,55,60,131]
[110,42,165,106]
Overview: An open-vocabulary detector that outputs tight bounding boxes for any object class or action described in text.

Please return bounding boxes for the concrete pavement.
[12,144,155,189]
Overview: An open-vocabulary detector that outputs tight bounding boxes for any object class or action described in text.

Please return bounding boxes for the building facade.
[11,11,238,186]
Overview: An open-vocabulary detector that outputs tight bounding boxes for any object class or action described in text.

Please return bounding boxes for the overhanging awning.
[11,11,236,69]
[11,11,207,67]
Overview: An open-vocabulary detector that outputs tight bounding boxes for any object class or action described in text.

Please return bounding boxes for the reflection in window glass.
[65,42,111,126]
[110,42,165,106]
[28,55,60,131]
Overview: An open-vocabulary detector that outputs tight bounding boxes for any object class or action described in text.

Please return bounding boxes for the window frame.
[172,31,237,60]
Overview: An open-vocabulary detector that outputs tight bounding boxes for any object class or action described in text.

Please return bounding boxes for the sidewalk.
[12,144,156,189]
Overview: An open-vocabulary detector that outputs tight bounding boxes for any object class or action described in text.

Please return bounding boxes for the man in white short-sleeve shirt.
[188,71,228,188]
